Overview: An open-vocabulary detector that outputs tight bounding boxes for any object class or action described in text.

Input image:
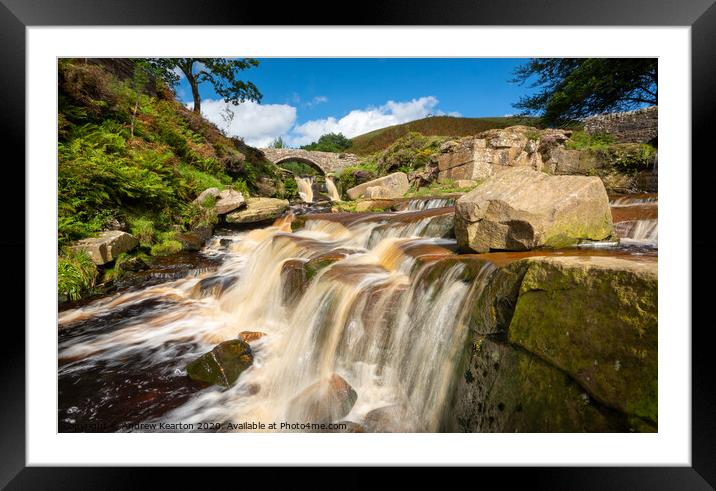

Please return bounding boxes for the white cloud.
[193,95,448,148]
[287,96,440,146]
[305,95,328,108]
[195,99,297,147]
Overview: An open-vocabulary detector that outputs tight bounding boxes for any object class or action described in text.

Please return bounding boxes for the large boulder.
[225,197,289,224]
[193,187,220,205]
[508,256,657,423]
[451,338,649,432]
[455,167,614,252]
[194,188,245,215]
[346,172,409,200]
[185,339,253,388]
[286,373,358,424]
[71,230,139,265]
[214,189,245,215]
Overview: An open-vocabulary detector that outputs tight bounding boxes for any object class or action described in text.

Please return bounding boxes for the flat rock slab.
[225,198,289,224]
[215,189,245,215]
[71,231,139,265]
[508,255,657,423]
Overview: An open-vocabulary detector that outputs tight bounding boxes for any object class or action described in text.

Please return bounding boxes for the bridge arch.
[273,156,326,175]
[260,148,360,175]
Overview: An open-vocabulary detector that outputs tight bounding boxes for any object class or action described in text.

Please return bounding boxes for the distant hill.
[348,115,542,155]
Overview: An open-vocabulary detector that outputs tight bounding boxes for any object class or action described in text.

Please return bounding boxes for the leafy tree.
[301,132,352,152]
[269,136,286,148]
[149,58,262,114]
[512,58,657,125]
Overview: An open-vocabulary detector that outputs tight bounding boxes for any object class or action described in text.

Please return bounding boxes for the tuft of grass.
[129,216,156,247]
[406,178,481,197]
[58,249,98,301]
[565,131,615,151]
[150,238,183,256]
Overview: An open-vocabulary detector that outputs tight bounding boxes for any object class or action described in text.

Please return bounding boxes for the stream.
[58,194,657,432]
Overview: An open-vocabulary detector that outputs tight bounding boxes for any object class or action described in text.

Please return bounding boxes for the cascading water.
[610,194,658,247]
[58,209,487,432]
[404,198,456,211]
[325,176,341,202]
[58,191,658,433]
[295,176,314,203]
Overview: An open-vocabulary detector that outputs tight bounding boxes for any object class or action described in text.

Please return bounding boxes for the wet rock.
[71,231,139,265]
[451,338,639,432]
[214,189,245,215]
[185,339,253,388]
[304,251,349,280]
[190,274,237,299]
[508,256,657,423]
[455,167,614,252]
[363,405,414,432]
[281,259,308,306]
[346,172,409,200]
[225,198,289,224]
[238,331,266,343]
[176,226,212,251]
[287,373,358,424]
[118,255,148,272]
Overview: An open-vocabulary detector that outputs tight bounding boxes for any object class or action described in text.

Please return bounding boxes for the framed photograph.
[5,0,713,486]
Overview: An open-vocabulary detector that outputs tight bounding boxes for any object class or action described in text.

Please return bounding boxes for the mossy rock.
[508,256,657,423]
[185,339,253,388]
[304,252,347,280]
[450,337,648,432]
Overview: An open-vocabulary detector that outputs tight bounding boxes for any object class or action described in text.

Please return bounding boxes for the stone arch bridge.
[261,148,360,175]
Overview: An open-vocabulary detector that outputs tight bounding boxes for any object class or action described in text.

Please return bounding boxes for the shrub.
[58,249,98,301]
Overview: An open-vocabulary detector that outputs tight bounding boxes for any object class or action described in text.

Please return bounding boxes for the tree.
[512,58,657,126]
[301,133,352,152]
[149,58,262,114]
[269,137,286,148]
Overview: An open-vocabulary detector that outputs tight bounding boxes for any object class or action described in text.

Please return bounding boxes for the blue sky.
[176,58,536,147]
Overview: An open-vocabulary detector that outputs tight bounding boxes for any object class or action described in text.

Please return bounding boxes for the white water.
[404,198,455,211]
[614,219,658,245]
[325,176,341,202]
[59,210,485,432]
[295,176,314,203]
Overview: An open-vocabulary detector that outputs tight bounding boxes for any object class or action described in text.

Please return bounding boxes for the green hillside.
[348,115,541,155]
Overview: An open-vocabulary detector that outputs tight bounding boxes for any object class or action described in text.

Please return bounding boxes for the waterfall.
[404,198,455,211]
[325,176,341,202]
[58,208,494,432]
[295,176,314,203]
[615,219,658,244]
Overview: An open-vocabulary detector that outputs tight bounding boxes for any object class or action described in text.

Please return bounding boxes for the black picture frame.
[2,0,713,487]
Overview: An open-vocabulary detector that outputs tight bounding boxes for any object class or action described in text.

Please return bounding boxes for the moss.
[508,258,658,423]
[186,339,253,387]
[150,239,184,256]
[454,338,632,432]
[542,211,614,248]
[305,255,344,280]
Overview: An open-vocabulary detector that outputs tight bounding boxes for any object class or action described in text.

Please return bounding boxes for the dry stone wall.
[583,106,658,144]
